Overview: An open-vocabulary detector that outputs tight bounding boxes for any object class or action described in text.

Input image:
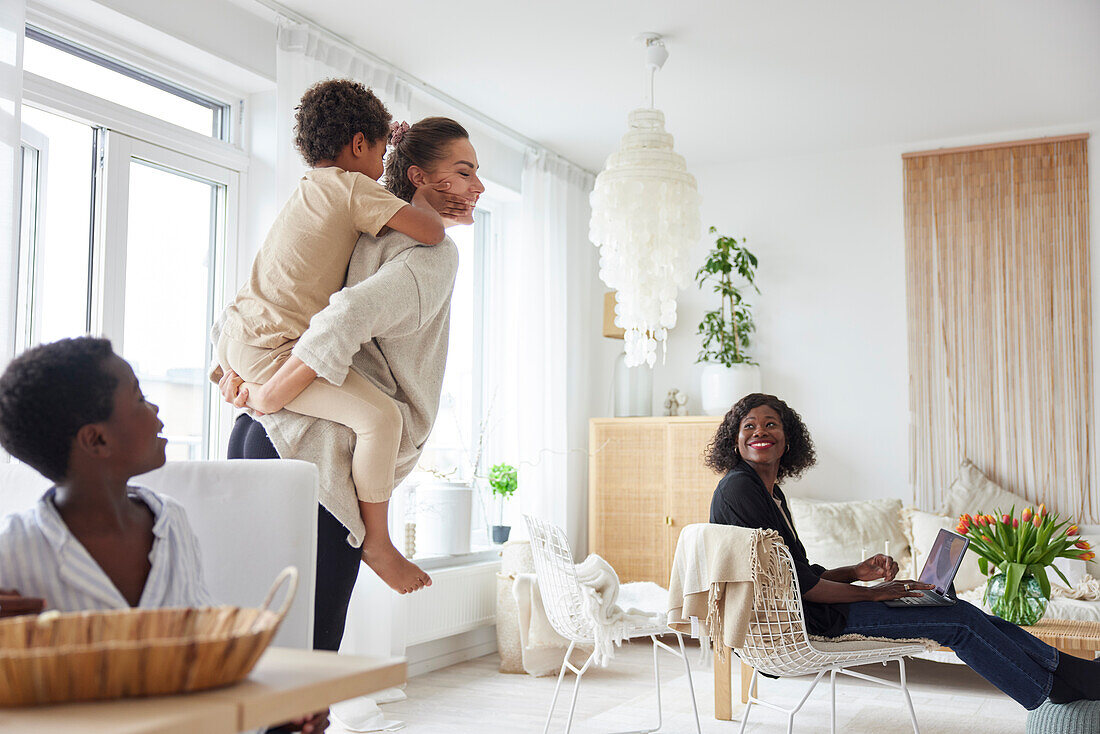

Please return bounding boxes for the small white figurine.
[663,388,690,416]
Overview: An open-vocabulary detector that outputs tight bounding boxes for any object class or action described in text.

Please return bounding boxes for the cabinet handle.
[666,516,674,526]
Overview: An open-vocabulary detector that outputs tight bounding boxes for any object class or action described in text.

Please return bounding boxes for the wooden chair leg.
[741,660,755,704]
[714,647,732,720]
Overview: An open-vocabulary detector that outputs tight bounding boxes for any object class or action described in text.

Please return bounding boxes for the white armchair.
[735,542,928,734]
[0,459,318,648]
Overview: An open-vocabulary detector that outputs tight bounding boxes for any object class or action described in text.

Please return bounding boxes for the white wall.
[636,120,1100,508]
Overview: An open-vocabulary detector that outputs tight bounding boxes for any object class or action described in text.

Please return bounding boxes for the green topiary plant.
[488,462,518,499]
[488,462,517,523]
[487,462,518,543]
[695,226,760,366]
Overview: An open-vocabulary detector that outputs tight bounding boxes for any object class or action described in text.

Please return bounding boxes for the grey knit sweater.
[253,230,458,547]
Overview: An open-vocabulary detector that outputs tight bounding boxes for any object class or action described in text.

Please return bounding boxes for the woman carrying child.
[216,80,475,599]
[217,104,484,651]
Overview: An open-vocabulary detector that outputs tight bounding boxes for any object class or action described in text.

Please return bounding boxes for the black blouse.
[709,460,848,637]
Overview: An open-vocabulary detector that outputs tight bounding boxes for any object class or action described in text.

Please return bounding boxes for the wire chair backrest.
[524,515,593,643]
[735,541,819,676]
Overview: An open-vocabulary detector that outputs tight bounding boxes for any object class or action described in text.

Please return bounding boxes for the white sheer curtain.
[485,150,594,543]
[0,0,23,370]
[275,17,410,202]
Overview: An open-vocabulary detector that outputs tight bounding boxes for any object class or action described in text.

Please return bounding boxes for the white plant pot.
[700,363,762,416]
[415,481,473,556]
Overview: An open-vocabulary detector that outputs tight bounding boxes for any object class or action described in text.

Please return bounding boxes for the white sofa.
[787,459,1100,646]
[0,459,319,648]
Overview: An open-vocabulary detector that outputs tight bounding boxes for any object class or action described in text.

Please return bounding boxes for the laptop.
[884,528,970,607]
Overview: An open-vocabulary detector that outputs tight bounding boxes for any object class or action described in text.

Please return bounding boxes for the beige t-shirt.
[222,167,407,348]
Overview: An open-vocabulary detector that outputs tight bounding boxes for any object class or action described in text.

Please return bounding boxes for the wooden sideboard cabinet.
[588,416,723,585]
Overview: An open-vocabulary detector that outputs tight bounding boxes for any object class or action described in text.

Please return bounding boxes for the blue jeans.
[840,599,1057,710]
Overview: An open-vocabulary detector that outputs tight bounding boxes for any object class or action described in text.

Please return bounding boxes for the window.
[416,213,488,481]
[24,27,229,140]
[409,209,491,552]
[15,27,242,460]
[17,107,94,346]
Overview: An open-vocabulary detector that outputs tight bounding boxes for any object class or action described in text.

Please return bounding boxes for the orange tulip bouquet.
[955,505,1093,625]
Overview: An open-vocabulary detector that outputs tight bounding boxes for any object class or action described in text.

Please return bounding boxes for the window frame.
[24,5,249,146]
[16,27,247,459]
[408,192,518,558]
[24,26,232,142]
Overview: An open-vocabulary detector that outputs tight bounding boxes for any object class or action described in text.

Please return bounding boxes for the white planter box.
[700,362,761,415]
[416,482,473,556]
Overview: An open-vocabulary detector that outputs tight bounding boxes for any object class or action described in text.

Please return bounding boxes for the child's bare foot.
[362,539,431,594]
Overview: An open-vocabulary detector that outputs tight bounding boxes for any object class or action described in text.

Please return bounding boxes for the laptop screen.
[917,528,970,594]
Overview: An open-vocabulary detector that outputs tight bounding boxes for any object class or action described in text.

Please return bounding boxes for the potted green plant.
[695,226,762,414]
[488,462,518,543]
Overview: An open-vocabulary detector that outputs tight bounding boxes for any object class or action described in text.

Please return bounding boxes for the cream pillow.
[1052,556,1088,589]
[786,497,910,573]
[938,461,1095,585]
[940,459,1032,519]
[903,508,985,592]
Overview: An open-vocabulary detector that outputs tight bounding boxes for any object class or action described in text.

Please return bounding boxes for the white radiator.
[404,559,500,646]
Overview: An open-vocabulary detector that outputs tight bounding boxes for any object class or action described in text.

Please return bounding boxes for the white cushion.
[903,508,985,592]
[0,459,318,648]
[940,460,1100,579]
[1045,597,1100,623]
[787,497,910,573]
[940,459,1031,519]
[1052,556,1088,588]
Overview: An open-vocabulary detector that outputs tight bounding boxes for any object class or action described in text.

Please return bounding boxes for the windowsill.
[414,547,502,571]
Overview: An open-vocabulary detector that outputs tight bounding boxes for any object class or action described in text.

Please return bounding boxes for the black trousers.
[227,413,362,652]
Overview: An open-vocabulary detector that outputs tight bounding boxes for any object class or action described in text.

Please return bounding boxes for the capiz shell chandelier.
[589,34,701,367]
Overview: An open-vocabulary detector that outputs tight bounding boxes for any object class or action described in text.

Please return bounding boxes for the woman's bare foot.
[362,539,432,594]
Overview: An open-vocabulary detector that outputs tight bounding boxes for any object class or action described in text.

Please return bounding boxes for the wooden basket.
[0,566,298,707]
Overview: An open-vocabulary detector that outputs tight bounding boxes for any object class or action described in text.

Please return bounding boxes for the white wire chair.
[524,515,702,734]
[735,542,929,734]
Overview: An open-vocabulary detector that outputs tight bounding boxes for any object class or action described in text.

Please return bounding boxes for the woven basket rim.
[0,603,239,621]
[0,605,282,660]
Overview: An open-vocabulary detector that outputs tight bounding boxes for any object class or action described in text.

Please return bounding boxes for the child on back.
[217,80,457,594]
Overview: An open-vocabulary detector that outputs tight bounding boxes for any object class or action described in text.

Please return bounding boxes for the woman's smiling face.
[737,405,786,465]
[423,138,484,225]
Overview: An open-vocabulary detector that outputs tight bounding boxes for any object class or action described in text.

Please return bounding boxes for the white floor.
[330,640,1030,734]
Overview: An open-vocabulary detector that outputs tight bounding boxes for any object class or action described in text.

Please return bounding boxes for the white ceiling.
[274,0,1100,172]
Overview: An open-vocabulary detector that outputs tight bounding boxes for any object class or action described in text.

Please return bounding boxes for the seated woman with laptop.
[708,392,1100,710]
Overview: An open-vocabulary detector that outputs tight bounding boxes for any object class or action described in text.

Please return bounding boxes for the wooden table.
[712,618,1100,720]
[1021,618,1100,660]
[0,647,406,733]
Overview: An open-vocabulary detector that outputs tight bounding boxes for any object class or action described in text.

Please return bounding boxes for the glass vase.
[984,572,1048,626]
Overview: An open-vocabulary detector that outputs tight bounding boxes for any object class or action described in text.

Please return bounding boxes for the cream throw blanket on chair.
[513,555,666,669]
[574,555,666,666]
[667,523,787,652]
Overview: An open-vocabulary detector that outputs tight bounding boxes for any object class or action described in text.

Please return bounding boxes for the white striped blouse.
[0,486,216,611]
